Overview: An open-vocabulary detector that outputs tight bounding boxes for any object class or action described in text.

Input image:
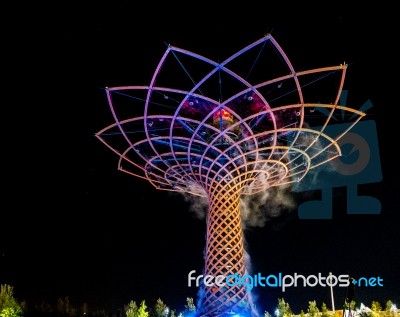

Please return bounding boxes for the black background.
[2,2,398,315]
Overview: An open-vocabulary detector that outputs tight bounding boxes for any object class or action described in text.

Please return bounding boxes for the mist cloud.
[240,184,296,229]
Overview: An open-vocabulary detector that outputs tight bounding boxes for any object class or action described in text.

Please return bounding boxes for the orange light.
[215,109,232,118]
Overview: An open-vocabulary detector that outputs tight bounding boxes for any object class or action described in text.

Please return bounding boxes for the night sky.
[2,2,398,315]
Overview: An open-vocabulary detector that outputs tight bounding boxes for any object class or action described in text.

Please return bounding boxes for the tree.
[371,301,382,313]
[0,285,23,317]
[385,301,393,312]
[137,301,149,317]
[126,301,138,317]
[170,310,176,317]
[153,299,168,317]
[384,301,395,317]
[275,298,292,317]
[307,301,319,317]
[184,298,196,313]
[81,303,88,316]
[35,300,53,314]
[300,310,305,317]
[371,300,382,317]
[265,311,271,317]
[57,296,76,316]
[344,300,356,312]
[321,302,330,317]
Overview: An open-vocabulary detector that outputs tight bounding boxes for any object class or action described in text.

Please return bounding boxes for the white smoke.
[174,181,295,227]
[180,193,208,220]
[240,184,296,229]
[174,181,208,220]
[244,247,262,317]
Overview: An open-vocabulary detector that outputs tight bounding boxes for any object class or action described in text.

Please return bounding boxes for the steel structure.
[96,35,365,317]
